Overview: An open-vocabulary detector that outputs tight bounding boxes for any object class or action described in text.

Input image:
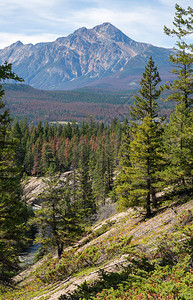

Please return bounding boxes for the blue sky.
[0,0,192,49]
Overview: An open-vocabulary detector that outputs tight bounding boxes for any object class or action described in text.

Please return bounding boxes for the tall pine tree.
[32,174,83,259]
[116,57,163,216]
[130,56,162,121]
[162,4,193,189]
[164,4,193,109]
[0,62,26,286]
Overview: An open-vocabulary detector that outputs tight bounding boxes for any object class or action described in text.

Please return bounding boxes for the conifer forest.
[1,4,193,299]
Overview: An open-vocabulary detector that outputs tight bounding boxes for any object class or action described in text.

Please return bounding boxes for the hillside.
[3,84,174,123]
[3,84,135,123]
[3,187,193,299]
[0,23,174,91]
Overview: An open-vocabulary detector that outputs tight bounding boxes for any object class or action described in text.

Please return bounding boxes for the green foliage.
[0,62,26,286]
[164,4,193,109]
[161,103,193,188]
[115,57,164,216]
[89,220,116,240]
[30,173,84,259]
[77,138,96,220]
[32,232,133,284]
[59,269,132,300]
[158,3,193,197]
[92,133,115,203]
[130,56,162,121]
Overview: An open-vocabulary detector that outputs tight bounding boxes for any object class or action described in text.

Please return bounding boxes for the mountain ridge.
[0,23,174,90]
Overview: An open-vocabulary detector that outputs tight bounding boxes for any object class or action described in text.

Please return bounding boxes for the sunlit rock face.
[0,23,173,90]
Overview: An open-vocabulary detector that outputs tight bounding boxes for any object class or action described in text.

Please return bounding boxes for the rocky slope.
[22,172,73,206]
[0,23,174,90]
[9,197,193,300]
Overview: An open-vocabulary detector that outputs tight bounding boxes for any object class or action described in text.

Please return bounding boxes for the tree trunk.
[57,242,64,260]
[147,136,151,217]
[146,186,151,217]
[152,187,157,208]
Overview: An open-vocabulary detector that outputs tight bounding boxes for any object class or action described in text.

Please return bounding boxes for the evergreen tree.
[40,142,56,175]
[11,118,25,167]
[92,134,114,204]
[164,4,193,109]
[130,56,162,121]
[32,174,83,259]
[162,4,193,189]
[23,139,34,175]
[0,62,25,286]
[19,118,29,167]
[32,137,42,175]
[77,138,96,220]
[162,103,193,188]
[36,120,44,138]
[65,122,72,139]
[116,57,163,216]
[113,125,131,203]
[117,124,130,168]
[110,118,123,166]
[116,116,163,216]
[43,122,49,142]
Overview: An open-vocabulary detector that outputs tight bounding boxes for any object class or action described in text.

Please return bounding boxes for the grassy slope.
[2,194,193,300]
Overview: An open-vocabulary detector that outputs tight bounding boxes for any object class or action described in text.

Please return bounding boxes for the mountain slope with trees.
[3,83,173,124]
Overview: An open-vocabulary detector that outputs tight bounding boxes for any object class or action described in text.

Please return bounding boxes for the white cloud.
[61,6,175,46]
[0,0,192,49]
[159,0,193,6]
[0,0,58,8]
[0,33,59,49]
[0,0,61,24]
[0,4,176,49]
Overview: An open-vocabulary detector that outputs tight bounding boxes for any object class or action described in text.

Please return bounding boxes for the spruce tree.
[116,57,163,216]
[116,116,163,216]
[40,142,56,175]
[0,62,25,286]
[118,124,130,168]
[11,118,25,167]
[130,56,162,121]
[77,138,96,220]
[32,174,83,259]
[162,4,193,189]
[92,134,115,204]
[162,103,193,188]
[23,139,34,175]
[164,4,193,109]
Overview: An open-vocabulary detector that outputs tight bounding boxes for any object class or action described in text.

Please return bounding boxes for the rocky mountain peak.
[7,40,23,49]
[93,22,120,35]
[92,22,132,43]
[0,23,173,90]
[73,26,88,35]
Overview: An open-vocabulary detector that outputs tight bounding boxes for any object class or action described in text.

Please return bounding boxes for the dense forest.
[1,3,193,299]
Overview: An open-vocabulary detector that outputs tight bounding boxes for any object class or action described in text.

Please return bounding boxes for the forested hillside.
[3,84,172,123]
[0,3,193,299]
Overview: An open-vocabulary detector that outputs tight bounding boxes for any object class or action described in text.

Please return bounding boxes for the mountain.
[0,23,174,90]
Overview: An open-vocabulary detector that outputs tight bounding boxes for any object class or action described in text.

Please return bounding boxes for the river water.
[19,243,41,266]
